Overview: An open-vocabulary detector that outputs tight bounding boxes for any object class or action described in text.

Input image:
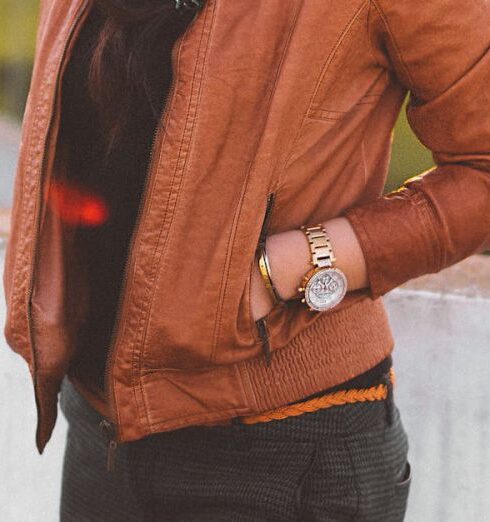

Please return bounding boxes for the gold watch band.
[300,224,336,269]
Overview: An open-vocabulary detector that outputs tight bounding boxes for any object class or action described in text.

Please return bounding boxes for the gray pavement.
[0,118,18,208]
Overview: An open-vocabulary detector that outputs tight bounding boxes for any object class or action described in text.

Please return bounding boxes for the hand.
[249,249,276,322]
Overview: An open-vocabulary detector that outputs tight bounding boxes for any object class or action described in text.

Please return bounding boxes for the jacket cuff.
[340,188,441,300]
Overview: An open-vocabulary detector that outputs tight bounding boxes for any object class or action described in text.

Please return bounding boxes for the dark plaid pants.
[58,375,412,521]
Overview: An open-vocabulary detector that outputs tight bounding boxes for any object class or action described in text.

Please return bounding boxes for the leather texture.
[3,0,489,453]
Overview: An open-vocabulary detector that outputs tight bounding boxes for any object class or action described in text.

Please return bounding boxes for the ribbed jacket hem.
[104,296,395,443]
[238,296,394,413]
[63,296,394,444]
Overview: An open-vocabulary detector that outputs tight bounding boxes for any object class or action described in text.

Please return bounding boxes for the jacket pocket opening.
[252,191,277,364]
[255,316,272,366]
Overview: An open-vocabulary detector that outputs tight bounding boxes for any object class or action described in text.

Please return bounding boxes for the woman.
[4,0,489,520]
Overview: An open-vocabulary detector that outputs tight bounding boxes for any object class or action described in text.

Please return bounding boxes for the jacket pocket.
[307,2,387,122]
[212,189,286,365]
[252,191,280,365]
[241,190,279,344]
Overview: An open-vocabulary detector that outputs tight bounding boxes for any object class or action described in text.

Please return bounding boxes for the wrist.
[265,229,311,301]
[264,216,369,302]
[321,217,368,291]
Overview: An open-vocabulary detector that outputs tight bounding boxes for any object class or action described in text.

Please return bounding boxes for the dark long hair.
[88,0,202,154]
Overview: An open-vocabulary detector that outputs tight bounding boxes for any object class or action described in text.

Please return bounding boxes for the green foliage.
[0,1,38,117]
[0,0,38,62]
[386,97,434,193]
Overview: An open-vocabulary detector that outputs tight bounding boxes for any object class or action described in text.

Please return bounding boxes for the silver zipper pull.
[99,419,118,472]
[175,0,202,10]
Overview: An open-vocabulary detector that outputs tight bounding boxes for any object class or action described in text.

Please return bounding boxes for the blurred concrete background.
[1,2,489,521]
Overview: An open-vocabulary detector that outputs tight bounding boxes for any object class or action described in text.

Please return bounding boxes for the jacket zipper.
[101,1,203,471]
[99,419,118,472]
[255,191,276,367]
[27,0,91,453]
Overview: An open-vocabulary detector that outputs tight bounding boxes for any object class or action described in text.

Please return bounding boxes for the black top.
[59,2,392,397]
[59,3,194,391]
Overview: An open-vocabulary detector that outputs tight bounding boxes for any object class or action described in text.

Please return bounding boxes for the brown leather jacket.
[3,0,490,454]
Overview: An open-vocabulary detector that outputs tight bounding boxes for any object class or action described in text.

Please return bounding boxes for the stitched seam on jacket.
[365,1,382,70]
[13,71,46,351]
[6,75,39,344]
[148,406,249,431]
[369,0,416,91]
[343,207,385,299]
[416,191,444,271]
[282,0,369,170]
[308,0,369,114]
[373,0,490,103]
[210,1,304,362]
[130,49,190,436]
[266,0,307,196]
[13,13,69,359]
[393,188,442,275]
[238,359,260,412]
[137,4,215,430]
[306,0,371,119]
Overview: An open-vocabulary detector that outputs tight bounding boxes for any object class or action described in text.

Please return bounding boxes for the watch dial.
[305,268,347,311]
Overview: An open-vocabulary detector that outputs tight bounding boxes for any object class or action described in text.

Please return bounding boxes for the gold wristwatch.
[298,224,348,312]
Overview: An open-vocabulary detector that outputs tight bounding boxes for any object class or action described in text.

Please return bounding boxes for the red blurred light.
[81,200,109,226]
[45,179,110,227]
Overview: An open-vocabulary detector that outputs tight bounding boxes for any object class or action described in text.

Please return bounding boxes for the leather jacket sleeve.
[342,0,490,300]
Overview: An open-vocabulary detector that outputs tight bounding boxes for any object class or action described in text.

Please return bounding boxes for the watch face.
[304,268,348,311]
